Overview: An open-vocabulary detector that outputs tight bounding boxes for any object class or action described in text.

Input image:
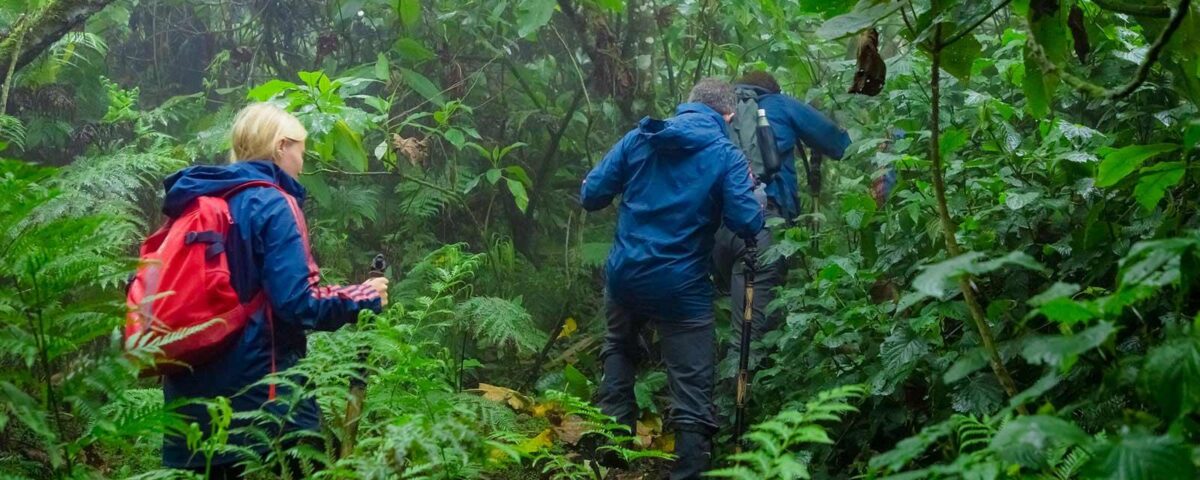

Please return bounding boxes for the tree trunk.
[0,0,117,74]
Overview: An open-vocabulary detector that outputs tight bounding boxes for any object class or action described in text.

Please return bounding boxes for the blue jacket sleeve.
[581,134,628,211]
[721,147,766,239]
[785,97,851,159]
[255,190,382,332]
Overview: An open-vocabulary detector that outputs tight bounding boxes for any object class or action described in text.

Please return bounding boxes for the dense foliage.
[2,0,1199,478]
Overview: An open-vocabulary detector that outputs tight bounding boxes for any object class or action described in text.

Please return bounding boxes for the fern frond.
[455,296,547,354]
[710,384,866,479]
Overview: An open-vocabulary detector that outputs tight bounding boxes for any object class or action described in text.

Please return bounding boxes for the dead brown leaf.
[392,133,428,166]
[468,383,532,412]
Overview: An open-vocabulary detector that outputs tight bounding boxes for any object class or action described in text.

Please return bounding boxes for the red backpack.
[125,181,289,376]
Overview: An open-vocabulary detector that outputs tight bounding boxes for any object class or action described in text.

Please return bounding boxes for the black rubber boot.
[671,428,713,480]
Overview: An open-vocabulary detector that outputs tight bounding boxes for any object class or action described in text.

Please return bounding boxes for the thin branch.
[310,168,462,199]
[1026,0,1191,99]
[939,0,1013,48]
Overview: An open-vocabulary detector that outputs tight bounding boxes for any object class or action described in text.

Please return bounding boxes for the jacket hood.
[161,160,306,217]
[636,102,731,155]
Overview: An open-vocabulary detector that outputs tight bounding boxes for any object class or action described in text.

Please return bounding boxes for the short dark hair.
[687,78,736,115]
[737,70,781,94]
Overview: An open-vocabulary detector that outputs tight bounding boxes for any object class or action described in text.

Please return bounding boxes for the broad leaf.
[394,38,435,62]
[506,178,529,212]
[1020,321,1115,368]
[914,251,1047,299]
[1022,49,1053,118]
[1081,431,1196,480]
[517,0,556,38]
[1138,337,1200,418]
[247,79,297,101]
[401,68,446,106]
[817,0,903,39]
[374,52,390,81]
[331,121,368,172]
[397,0,421,28]
[1095,144,1178,188]
[1132,162,1186,211]
[940,31,982,82]
[868,420,952,472]
[990,415,1089,469]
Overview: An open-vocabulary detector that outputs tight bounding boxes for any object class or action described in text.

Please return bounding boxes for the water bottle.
[755,109,781,183]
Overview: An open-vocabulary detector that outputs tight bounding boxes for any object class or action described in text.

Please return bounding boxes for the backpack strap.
[219,180,286,199]
[218,180,290,402]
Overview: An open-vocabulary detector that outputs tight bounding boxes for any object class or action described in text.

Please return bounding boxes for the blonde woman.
[158,103,387,478]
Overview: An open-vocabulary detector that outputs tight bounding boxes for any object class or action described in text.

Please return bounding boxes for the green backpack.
[729,85,781,183]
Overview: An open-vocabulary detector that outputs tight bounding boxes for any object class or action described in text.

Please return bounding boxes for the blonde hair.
[229,103,308,162]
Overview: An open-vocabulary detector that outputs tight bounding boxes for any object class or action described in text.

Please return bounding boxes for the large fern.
[455,296,547,355]
[708,384,868,480]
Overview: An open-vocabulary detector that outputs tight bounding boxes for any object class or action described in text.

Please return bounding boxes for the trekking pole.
[733,242,758,454]
[341,253,387,458]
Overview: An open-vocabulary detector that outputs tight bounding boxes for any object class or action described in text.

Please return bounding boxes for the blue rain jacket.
[581,102,765,320]
[742,86,851,219]
[159,160,381,468]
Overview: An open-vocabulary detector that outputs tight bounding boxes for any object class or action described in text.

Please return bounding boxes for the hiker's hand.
[742,245,759,274]
[364,277,389,307]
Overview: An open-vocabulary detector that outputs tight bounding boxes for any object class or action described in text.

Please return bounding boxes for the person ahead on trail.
[580,78,765,480]
[713,70,851,354]
[160,103,388,478]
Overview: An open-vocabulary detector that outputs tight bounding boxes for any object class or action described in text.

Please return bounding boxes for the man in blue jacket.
[581,78,765,479]
[713,71,851,353]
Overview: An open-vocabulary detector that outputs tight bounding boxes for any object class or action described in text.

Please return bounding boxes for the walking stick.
[341,253,387,458]
[733,242,758,453]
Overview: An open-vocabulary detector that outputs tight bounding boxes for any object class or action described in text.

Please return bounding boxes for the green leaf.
[1022,49,1053,118]
[592,0,624,12]
[634,371,667,411]
[400,68,445,106]
[486,168,502,185]
[914,251,1047,299]
[298,173,333,205]
[938,127,968,159]
[944,348,988,384]
[1004,191,1041,210]
[517,0,556,38]
[563,364,592,400]
[1185,120,1200,150]
[331,121,368,172]
[1021,321,1115,368]
[868,420,953,472]
[990,415,1090,469]
[1095,144,1178,188]
[1038,298,1099,325]
[443,128,465,149]
[393,38,435,62]
[1028,282,1081,306]
[1138,337,1200,418]
[374,53,390,81]
[816,0,903,39]
[940,32,983,82]
[1132,162,1186,211]
[397,0,421,28]
[506,178,529,212]
[247,79,297,101]
[504,165,533,187]
[1081,431,1197,480]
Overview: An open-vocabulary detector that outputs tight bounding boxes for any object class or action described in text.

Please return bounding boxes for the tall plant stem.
[929,19,1024,410]
[0,15,26,116]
